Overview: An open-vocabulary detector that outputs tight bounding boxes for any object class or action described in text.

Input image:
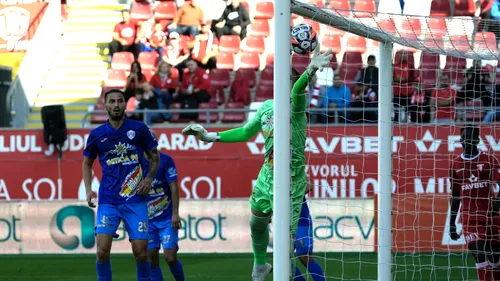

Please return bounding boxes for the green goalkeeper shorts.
[249,167,307,235]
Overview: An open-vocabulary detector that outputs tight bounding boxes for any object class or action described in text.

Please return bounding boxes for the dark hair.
[104,89,126,102]
[461,125,480,141]
[131,61,144,81]
[367,55,376,61]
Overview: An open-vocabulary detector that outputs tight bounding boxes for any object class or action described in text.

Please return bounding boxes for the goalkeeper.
[182,45,332,281]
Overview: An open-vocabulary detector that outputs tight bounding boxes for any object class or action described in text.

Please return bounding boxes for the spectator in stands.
[125,61,146,101]
[190,21,218,71]
[355,55,379,92]
[162,32,190,73]
[140,20,167,56]
[350,82,377,123]
[483,79,500,123]
[109,9,141,59]
[482,0,500,42]
[393,52,414,84]
[175,59,211,104]
[212,0,251,40]
[431,74,457,124]
[457,70,491,107]
[126,89,143,120]
[304,74,321,124]
[322,74,351,123]
[138,82,164,125]
[408,84,432,123]
[151,61,178,108]
[168,0,204,38]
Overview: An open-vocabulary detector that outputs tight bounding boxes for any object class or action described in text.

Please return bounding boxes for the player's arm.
[449,167,461,240]
[491,155,500,214]
[169,181,181,229]
[145,148,160,181]
[137,126,160,195]
[82,131,99,208]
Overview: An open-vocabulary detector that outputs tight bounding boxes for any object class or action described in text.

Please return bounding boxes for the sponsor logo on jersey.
[119,166,142,200]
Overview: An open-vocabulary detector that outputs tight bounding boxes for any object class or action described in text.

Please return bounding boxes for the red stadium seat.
[420,52,440,70]
[353,0,376,18]
[443,68,465,85]
[426,17,447,36]
[474,31,497,53]
[210,85,225,105]
[324,25,345,36]
[255,84,273,102]
[154,1,177,20]
[377,18,397,35]
[423,33,444,50]
[345,34,366,53]
[300,19,321,36]
[249,19,270,37]
[418,68,438,84]
[454,0,476,16]
[219,35,241,53]
[138,52,159,71]
[222,102,246,123]
[197,102,219,123]
[111,52,134,71]
[327,0,351,17]
[395,50,415,68]
[240,51,260,69]
[430,0,451,16]
[105,69,127,88]
[215,52,235,70]
[329,52,338,70]
[210,69,231,88]
[242,35,265,53]
[321,34,341,53]
[130,1,153,23]
[445,56,467,70]
[254,1,274,19]
[260,67,273,86]
[291,54,310,73]
[399,18,422,39]
[308,0,325,8]
[91,103,108,124]
[449,35,472,53]
[235,68,256,88]
[168,103,190,123]
[229,77,251,105]
[142,70,153,82]
[338,66,358,82]
[342,52,363,69]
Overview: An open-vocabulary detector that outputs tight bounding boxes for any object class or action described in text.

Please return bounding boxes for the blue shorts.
[95,202,149,240]
[294,217,313,255]
[148,219,179,250]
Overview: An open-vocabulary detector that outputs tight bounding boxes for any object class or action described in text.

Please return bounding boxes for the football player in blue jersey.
[144,131,184,281]
[83,89,160,281]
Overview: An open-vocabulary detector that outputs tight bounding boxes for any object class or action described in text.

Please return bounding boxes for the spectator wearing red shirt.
[190,21,218,70]
[125,61,147,101]
[139,20,167,57]
[162,32,190,67]
[109,10,141,59]
[151,61,179,107]
[393,54,415,84]
[174,59,211,104]
[431,75,457,124]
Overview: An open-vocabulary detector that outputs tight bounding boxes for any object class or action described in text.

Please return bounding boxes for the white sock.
[253,264,265,271]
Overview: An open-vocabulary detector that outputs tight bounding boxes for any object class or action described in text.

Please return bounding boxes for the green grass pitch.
[0,252,478,281]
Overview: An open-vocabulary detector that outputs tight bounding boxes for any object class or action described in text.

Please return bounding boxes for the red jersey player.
[449,126,500,281]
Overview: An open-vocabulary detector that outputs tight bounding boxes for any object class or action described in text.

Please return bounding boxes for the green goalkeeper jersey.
[218,71,309,180]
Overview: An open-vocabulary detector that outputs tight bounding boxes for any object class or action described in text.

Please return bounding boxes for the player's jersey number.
[138,222,148,232]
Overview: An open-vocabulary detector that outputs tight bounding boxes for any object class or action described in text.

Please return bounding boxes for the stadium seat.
[454,0,476,16]
[345,34,367,53]
[445,56,467,70]
[229,77,251,105]
[341,52,363,69]
[353,0,376,18]
[260,67,273,86]
[254,1,274,19]
[291,54,310,73]
[222,102,246,123]
[240,51,260,69]
[423,33,444,50]
[377,18,397,35]
[242,35,265,53]
[219,35,241,54]
[395,50,415,68]
[91,103,108,124]
[430,0,451,17]
[308,0,325,8]
[420,52,440,70]
[168,103,190,123]
[111,52,134,71]
[235,68,256,88]
[473,31,497,53]
[154,1,177,20]
[418,68,437,84]
[130,1,153,23]
[338,66,359,82]
[327,0,351,17]
[210,85,225,105]
[265,52,274,66]
[105,69,127,88]
[197,102,219,123]
[464,99,485,122]
[320,34,341,53]
[324,25,345,36]
[426,17,447,36]
[210,69,231,88]
[443,68,465,85]
[399,18,422,39]
[142,70,153,82]
[249,19,270,37]
[329,52,338,70]
[255,84,273,102]
[300,19,321,36]
[449,35,472,53]
[138,52,159,71]
[215,52,235,69]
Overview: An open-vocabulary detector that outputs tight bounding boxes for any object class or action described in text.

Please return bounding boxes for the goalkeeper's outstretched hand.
[182,124,218,142]
[306,43,333,76]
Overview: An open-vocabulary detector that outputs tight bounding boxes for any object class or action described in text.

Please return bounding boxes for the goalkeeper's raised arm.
[181,45,332,143]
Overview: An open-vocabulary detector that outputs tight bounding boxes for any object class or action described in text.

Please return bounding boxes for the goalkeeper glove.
[182,124,219,142]
[306,43,333,76]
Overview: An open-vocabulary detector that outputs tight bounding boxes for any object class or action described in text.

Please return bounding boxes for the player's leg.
[148,223,163,281]
[160,221,184,281]
[294,221,325,281]
[95,204,122,281]
[249,175,273,281]
[469,240,491,281]
[121,202,151,281]
[290,180,308,280]
[487,222,500,280]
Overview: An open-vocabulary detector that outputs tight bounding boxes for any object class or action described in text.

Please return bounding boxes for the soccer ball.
[290,24,318,55]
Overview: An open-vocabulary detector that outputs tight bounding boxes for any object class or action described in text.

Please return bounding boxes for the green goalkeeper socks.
[250,213,270,265]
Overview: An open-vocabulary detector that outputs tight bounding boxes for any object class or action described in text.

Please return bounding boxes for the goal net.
[282,0,500,280]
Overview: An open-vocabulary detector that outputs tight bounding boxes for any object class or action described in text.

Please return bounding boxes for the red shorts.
[463,220,500,244]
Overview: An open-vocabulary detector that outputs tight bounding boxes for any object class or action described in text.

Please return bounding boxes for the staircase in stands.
[25,0,126,129]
